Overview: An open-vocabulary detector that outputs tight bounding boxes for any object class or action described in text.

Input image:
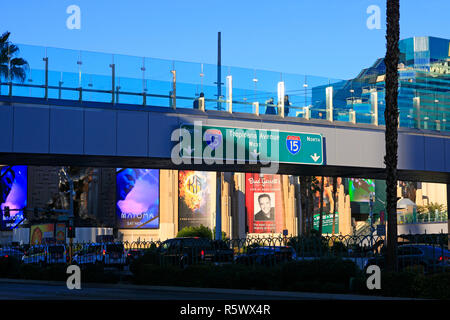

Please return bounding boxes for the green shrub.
[176,225,213,239]
[0,256,20,278]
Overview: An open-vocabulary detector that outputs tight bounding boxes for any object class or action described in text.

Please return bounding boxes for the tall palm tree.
[384,0,400,272]
[0,31,29,84]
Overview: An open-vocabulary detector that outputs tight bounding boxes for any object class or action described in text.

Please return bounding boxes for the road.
[0,279,408,300]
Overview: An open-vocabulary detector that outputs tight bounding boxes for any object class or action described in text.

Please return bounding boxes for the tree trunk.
[332,177,337,236]
[318,176,324,235]
[385,0,400,272]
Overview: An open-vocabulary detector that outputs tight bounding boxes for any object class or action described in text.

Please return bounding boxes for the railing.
[0,44,449,131]
[2,234,448,273]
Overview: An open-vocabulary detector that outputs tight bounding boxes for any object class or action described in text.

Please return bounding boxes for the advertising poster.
[178,171,216,231]
[245,173,284,234]
[349,178,375,202]
[55,223,66,243]
[116,168,160,229]
[0,166,27,230]
[30,224,54,245]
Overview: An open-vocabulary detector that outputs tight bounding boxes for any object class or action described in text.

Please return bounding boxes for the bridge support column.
[349,110,356,124]
[226,75,232,113]
[253,102,259,116]
[277,81,285,118]
[371,91,378,125]
[303,106,310,120]
[413,97,421,129]
[326,86,333,122]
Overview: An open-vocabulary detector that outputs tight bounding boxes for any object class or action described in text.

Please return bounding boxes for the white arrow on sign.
[250,149,260,159]
[310,153,320,162]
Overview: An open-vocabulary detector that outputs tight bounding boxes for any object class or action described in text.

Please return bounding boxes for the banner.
[245,173,284,234]
[55,223,66,243]
[349,178,375,202]
[116,168,160,229]
[178,171,216,231]
[0,166,27,230]
[30,224,54,245]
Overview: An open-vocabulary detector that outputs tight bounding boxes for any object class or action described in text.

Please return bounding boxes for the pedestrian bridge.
[0,96,449,183]
[0,44,449,183]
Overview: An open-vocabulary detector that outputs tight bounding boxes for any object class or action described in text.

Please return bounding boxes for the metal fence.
[1,234,448,273]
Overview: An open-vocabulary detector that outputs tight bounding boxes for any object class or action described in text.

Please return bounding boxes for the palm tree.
[384,0,400,272]
[0,31,29,88]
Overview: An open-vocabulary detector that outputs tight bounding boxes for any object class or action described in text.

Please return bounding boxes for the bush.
[0,256,20,278]
[176,225,213,239]
[280,258,359,293]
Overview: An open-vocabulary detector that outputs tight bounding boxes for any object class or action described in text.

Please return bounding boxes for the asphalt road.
[0,279,407,300]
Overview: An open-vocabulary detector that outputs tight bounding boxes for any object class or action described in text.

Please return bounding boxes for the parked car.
[22,244,67,265]
[46,244,67,264]
[0,248,24,260]
[72,243,127,268]
[157,237,234,268]
[235,246,296,266]
[72,243,103,266]
[365,244,450,273]
[126,248,145,265]
[22,245,47,265]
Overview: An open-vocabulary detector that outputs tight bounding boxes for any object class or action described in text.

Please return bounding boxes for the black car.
[365,244,450,273]
[157,237,233,268]
[235,246,296,266]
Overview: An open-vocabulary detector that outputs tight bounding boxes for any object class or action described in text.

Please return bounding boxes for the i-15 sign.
[177,123,323,165]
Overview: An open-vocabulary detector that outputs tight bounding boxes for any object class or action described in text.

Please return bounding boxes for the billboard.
[349,178,375,202]
[178,171,216,231]
[30,223,54,245]
[55,223,66,243]
[116,168,160,229]
[245,173,284,234]
[0,166,27,230]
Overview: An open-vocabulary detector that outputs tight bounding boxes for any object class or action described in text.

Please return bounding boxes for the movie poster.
[116,168,160,229]
[55,223,66,243]
[0,166,27,230]
[178,171,216,231]
[30,224,54,245]
[349,178,375,202]
[245,173,284,234]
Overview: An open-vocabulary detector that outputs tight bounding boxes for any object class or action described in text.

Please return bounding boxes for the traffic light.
[4,206,10,218]
[34,207,39,218]
[67,226,76,238]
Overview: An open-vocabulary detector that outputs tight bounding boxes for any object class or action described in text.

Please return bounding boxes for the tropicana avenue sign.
[175,123,323,166]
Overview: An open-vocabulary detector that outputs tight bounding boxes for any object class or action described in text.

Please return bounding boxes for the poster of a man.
[254,193,275,221]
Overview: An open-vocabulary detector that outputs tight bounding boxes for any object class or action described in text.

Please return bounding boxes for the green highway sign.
[179,124,323,165]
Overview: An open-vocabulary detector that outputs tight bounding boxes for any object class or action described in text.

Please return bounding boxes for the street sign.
[179,124,323,165]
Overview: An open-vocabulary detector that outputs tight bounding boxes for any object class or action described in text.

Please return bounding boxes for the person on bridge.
[265,97,277,115]
[193,92,204,109]
[284,95,290,117]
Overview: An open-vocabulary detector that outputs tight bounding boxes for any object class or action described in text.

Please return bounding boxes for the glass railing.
[0,43,449,132]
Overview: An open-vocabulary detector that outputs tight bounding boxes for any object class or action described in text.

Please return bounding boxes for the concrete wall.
[397,222,448,235]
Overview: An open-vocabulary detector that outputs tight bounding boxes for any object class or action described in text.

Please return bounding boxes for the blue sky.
[1,0,449,79]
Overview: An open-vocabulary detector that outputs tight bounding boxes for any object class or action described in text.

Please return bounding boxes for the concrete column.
[413,97,420,129]
[303,106,310,119]
[277,81,285,118]
[226,75,232,113]
[349,110,356,124]
[253,102,259,116]
[371,91,378,125]
[326,86,333,121]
